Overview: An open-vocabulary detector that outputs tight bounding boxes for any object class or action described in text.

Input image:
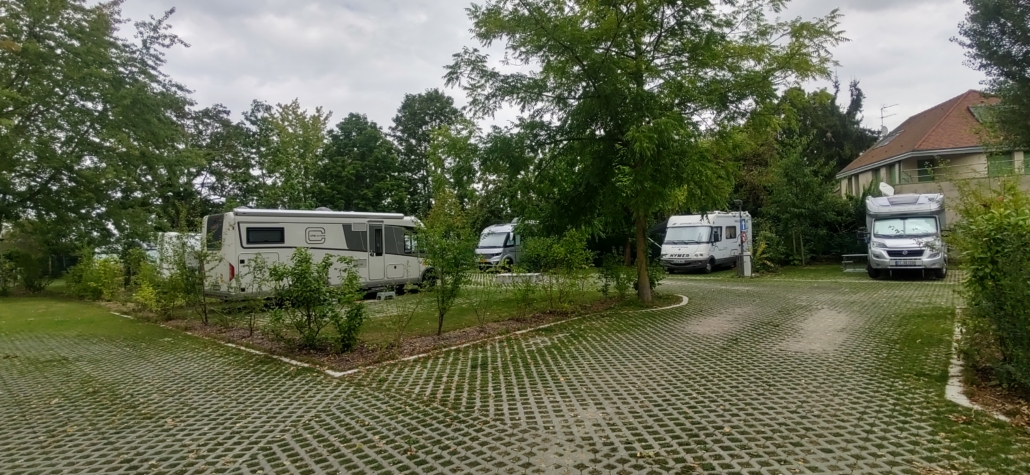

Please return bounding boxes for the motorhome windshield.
[665,226,711,245]
[873,217,939,238]
[478,232,509,248]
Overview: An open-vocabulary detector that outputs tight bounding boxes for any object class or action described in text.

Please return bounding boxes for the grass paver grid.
[1,276,1027,474]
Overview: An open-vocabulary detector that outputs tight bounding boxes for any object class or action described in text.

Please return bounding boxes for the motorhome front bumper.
[868,250,946,270]
[661,258,707,270]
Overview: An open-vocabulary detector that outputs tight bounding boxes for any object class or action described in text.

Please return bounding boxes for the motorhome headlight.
[927,252,942,259]
[871,241,888,249]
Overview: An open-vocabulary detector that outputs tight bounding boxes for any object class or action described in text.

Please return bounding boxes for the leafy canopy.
[446,0,844,301]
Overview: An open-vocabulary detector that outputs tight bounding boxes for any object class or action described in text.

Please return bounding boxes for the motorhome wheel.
[867,266,880,280]
[934,267,947,280]
[703,259,713,274]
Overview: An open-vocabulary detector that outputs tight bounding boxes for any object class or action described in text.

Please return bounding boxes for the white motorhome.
[475,220,524,269]
[660,212,752,274]
[865,193,947,279]
[201,208,427,298]
[152,232,202,277]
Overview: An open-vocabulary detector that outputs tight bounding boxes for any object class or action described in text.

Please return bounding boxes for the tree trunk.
[800,235,807,267]
[635,214,652,304]
[436,275,445,336]
[624,236,633,266]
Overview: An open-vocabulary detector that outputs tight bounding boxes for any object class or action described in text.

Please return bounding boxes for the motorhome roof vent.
[315,207,333,212]
[511,217,521,224]
[886,195,920,206]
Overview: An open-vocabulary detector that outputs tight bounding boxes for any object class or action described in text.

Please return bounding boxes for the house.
[837,90,1030,223]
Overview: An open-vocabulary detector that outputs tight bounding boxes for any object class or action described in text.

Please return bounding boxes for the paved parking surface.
[1,277,1027,474]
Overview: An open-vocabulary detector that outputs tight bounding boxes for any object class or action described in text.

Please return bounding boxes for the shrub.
[67,250,124,301]
[522,229,594,310]
[952,180,1030,393]
[0,255,18,296]
[420,187,478,335]
[6,250,54,293]
[266,248,363,351]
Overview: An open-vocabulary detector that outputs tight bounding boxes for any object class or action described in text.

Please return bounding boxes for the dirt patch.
[780,308,852,353]
[120,299,617,374]
[680,307,751,336]
[966,377,1030,428]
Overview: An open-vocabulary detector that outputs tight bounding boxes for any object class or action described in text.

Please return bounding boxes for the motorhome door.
[368,222,386,280]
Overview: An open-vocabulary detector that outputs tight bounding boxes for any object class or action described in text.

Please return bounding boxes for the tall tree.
[245,99,331,209]
[0,0,193,243]
[390,89,464,217]
[957,0,1030,149]
[446,0,844,302]
[315,113,406,213]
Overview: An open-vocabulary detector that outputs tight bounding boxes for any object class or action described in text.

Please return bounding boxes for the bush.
[66,250,124,301]
[0,254,18,296]
[522,229,594,310]
[266,248,363,351]
[6,250,54,293]
[952,180,1030,393]
[420,187,478,335]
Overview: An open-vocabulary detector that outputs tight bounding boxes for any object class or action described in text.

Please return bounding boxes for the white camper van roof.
[668,212,749,227]
[865,194,944,218]
[232,208,406,220]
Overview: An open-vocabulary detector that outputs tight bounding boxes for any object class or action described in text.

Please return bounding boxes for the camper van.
[865,193,947,279]
[660,212,752,274]
[152,232,201,277]
[201,208,427,298]
[476,220,523,269]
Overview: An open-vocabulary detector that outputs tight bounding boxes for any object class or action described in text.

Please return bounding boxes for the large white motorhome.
[865,193,947,279]
[660,212,752,274]
[201,208,427,298]
[151,232,202,277]
[475,220,524,269]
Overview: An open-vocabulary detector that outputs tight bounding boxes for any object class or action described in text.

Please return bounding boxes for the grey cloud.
[114,0,983,131]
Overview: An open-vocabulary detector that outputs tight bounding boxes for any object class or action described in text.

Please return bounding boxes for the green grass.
[0,295,167,341]
[358,286,607,344]
[884,305,1030,474]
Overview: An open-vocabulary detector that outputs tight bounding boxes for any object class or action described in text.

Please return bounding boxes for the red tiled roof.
[839,90,999,176]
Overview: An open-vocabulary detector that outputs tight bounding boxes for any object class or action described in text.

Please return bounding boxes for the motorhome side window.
[247,227,285,245]
[342,224,369,252]
[206,214,224,251]
[725,226,737,240]
[712,227,722,242]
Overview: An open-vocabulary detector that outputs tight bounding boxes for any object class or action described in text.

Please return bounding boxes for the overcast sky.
[117,0,985,132]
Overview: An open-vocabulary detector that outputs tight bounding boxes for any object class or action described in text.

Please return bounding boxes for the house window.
[246,228,285,245]
[917,159,936,183]
[988,153,1015,177]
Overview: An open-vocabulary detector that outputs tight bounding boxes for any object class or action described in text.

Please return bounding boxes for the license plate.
[891,260,920,267]
[673,260,687,264]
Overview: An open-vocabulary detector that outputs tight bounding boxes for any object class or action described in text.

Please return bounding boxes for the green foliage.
[599,251,632,299]
[0,254,15,296]
[522,229,594,310]
[644,258,667,294]
[266,248,363,351]
[446,0,843,303]
[0,1,193,243]
[420,183,479,335]
[390,89,465,217]
[952,180,1030,393]
[315,113,407,213]
[246,100,332,209]
[66,250,123,301]
[957,0,1030,149]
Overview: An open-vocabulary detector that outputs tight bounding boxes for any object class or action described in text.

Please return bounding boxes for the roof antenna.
[879,104,898,135]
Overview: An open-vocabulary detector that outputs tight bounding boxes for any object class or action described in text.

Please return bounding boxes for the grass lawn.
[886,305,1030,473]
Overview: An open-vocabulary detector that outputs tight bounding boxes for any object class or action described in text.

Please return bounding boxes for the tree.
[315,113,406,213]
[446,0,844,303]
[764,141,831,266]
[246,100,331,209]
[0,0,193,245]
[390,89,465,217]
[957,0,1030,149]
